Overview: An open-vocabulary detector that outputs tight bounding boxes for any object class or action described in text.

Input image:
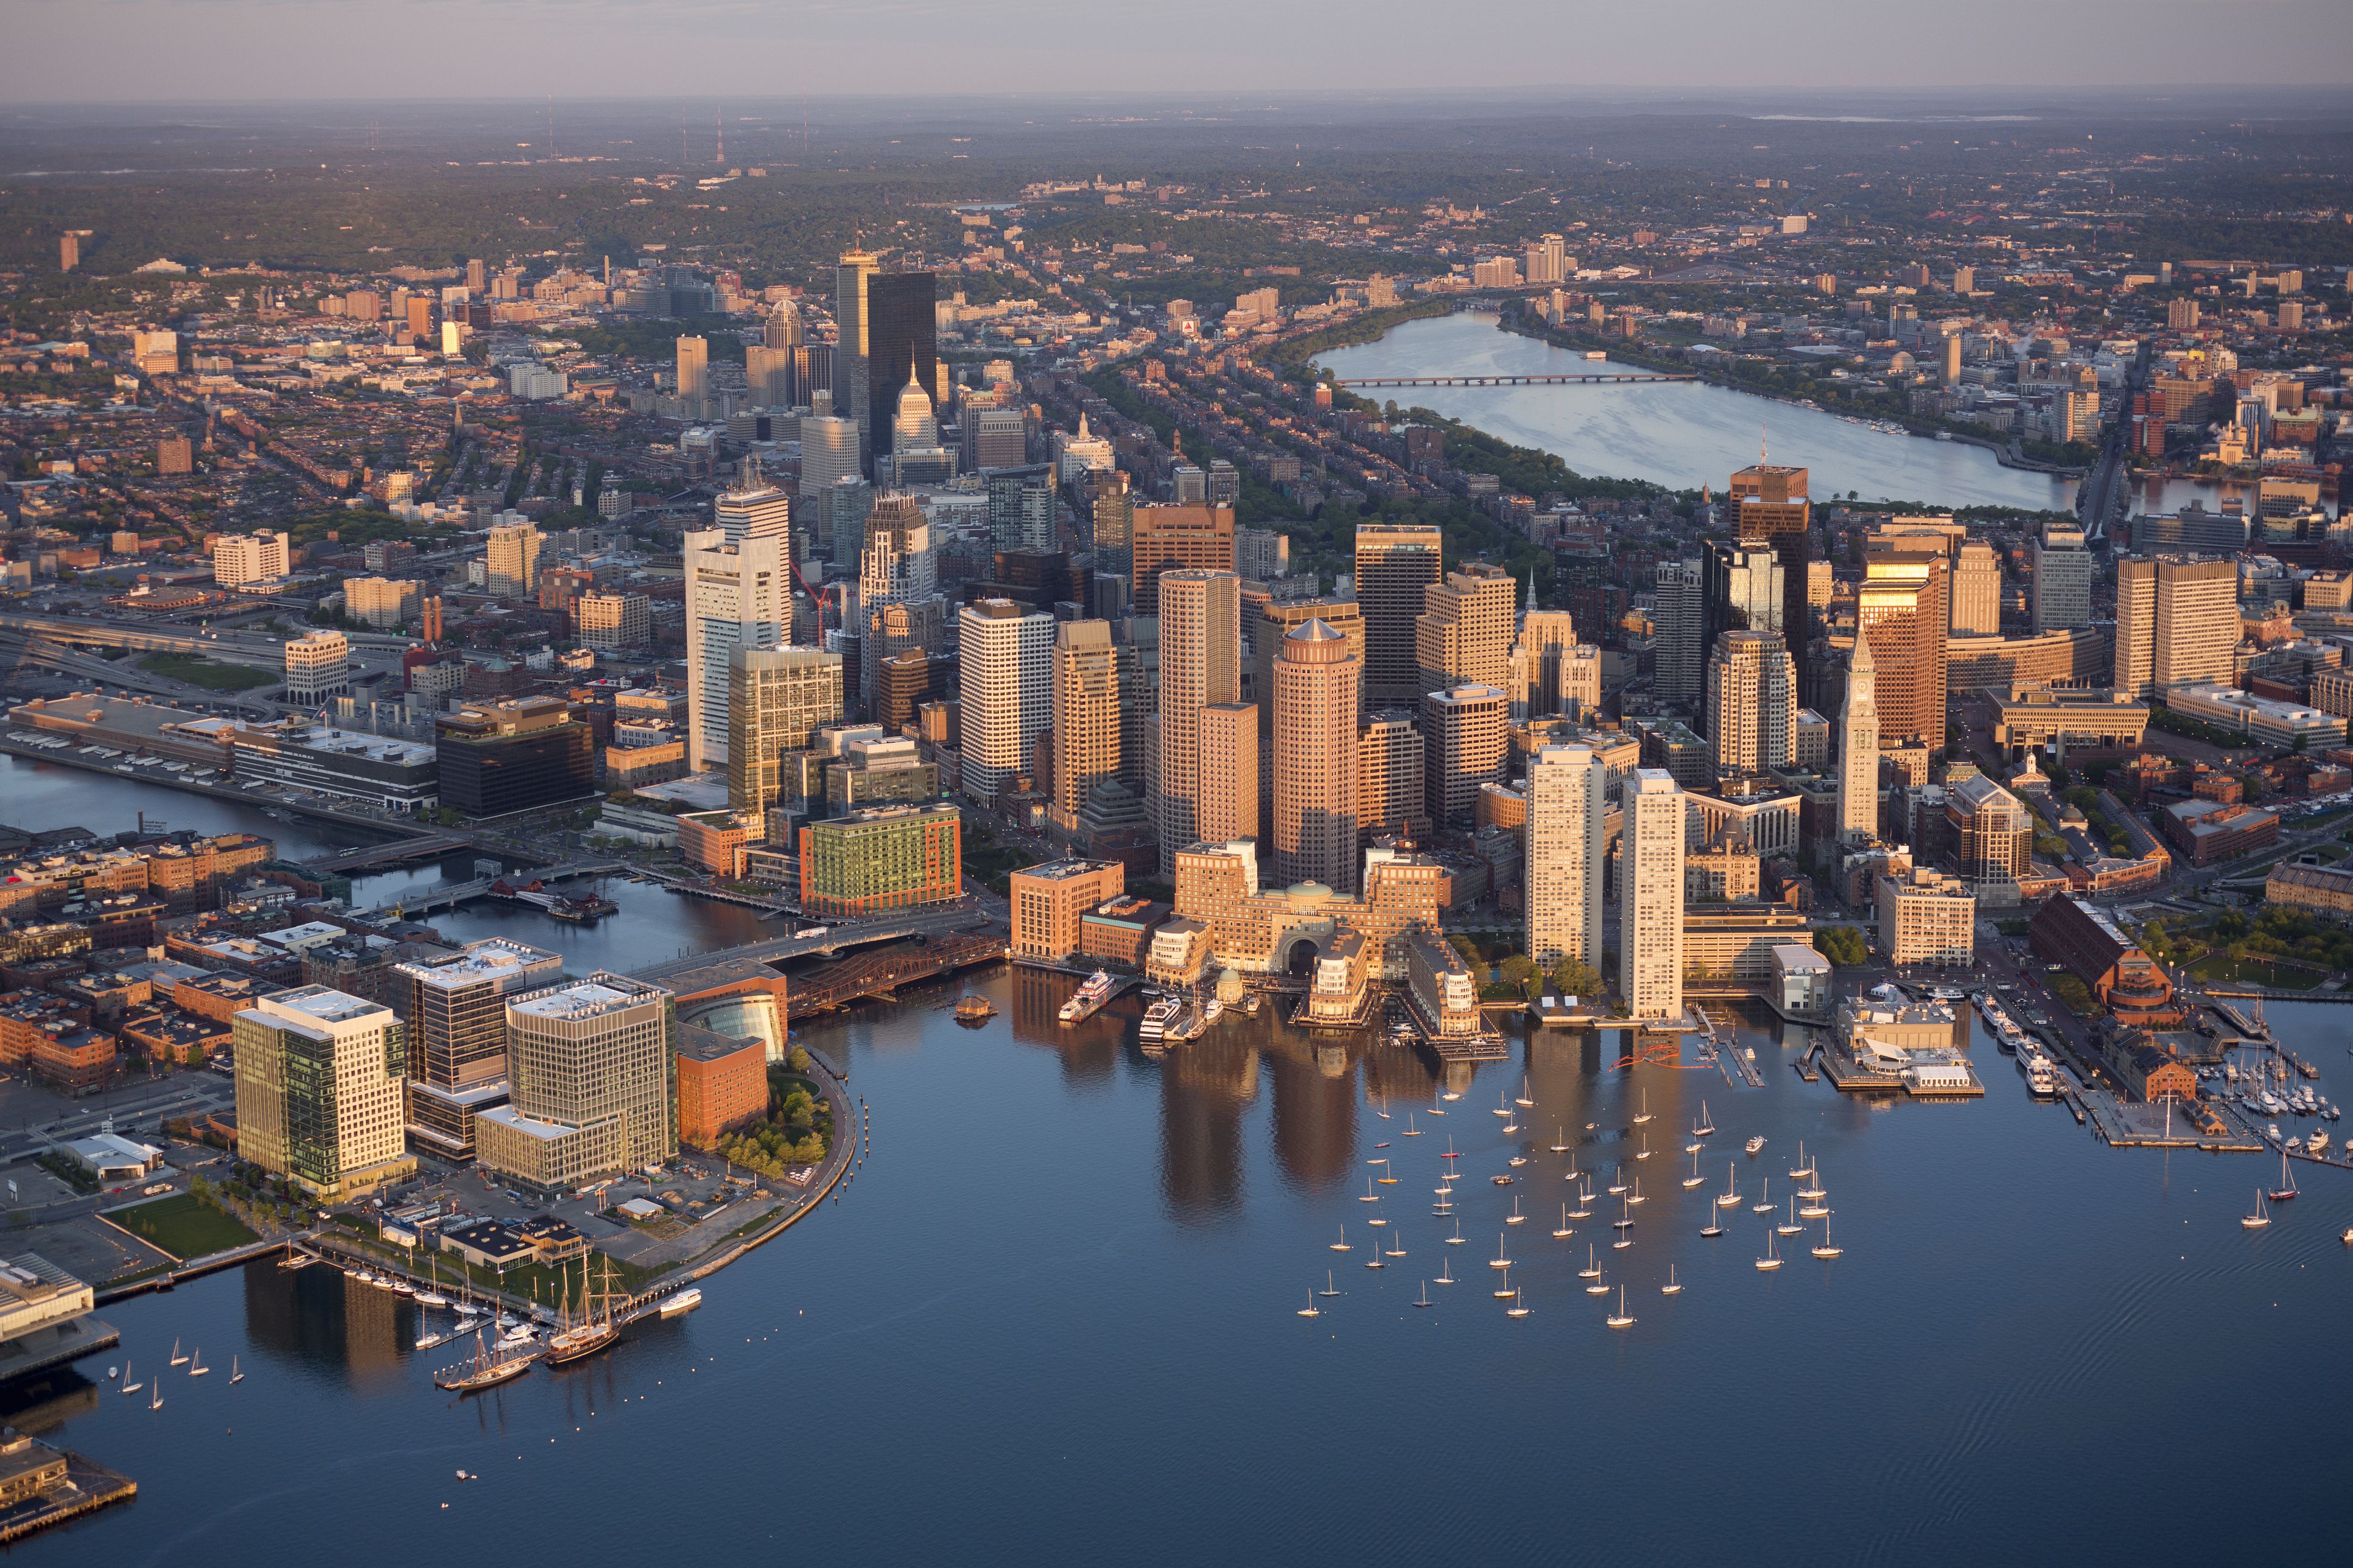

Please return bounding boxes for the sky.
[7,0,2350,102]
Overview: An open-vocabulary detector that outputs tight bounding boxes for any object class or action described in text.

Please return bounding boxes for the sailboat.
[1507,1288,1531,1320]
[1403,1113,1422,1138]
[169,1339,188,1368]
[1386,1229,1408,1258]
[1606,1284,1635,1328]
[1359,1176,1380,1203]
[1716,1161,1742,1208]
[1319,1271,1342,1298]
[1437,1258,1457,1286]
[2269,1150,2299,1202]
[1429,1091,1447,1117]
[1554,1205,1574,1239]
[1661,1266,1684,1297]
[1447,1220,1467,1245]
[120,1360,141,1395]
[1627,1178,1647,1206]
[1415,1280,1433,1309]
[1365,1239,1386,1270]
[1756,1226,1784,1271]
[1517,1076,1535,1108]
[544,1255,622,1367]
[1695,1101,1716,1137]
[1493,1265,1516,1300]
[1811,1216,1843,1260]
[1376,1160,1398,1186]
[188,1349,209,1376]
[1331,1224,1352,1253]
[149,1381,163,1412]
[1550,1125,1570,1154]
[1493,1091,1512,1119]
[1577,1244,1602,1281]
[1787,1142,1813,1181]
[1490,1234,1513,1270]
[1635,1136,1652,1163]
[1778,1196,1804,1237]
[1753,1176,1773,1215]
[1569,1181,1593,1220]
[2242,1190,2272,1230]
[1506,1197,1526,1227]
[1584,1265,1610,1297]
[1611,1197,1634,1248]
[1633,1088,1652,1125]
[1700,1209,1724,1239]
[230,1356,244,1385]
[1683,1147,1706,1188]
[1298,1292,1321,1319]
[1607,1163,1628,1196]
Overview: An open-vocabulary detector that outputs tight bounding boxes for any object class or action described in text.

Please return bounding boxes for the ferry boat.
[1582,350,1607,361]
[658,1287,704,1318]
[1202,996,1224,1025]
[2019,1051,2058,1098]
[1138,995,1182,1044]
[1059,970,1116,1024]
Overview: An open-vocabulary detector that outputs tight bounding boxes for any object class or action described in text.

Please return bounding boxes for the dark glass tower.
[866,270,938,459]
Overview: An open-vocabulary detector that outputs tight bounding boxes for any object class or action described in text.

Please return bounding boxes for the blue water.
[16,964,2352,1566]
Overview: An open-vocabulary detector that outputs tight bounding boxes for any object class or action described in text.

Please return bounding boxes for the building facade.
[1619,770,1686,1020]
[232,985,415,1200]
[798,803,963,917]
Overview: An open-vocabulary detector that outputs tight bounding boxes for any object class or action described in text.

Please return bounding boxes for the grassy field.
[138,653,274,691]
[109,1192,260,1261]
[2186,953,2328,991]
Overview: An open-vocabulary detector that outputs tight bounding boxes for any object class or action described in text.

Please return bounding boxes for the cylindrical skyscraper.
[1273,617,1361,893]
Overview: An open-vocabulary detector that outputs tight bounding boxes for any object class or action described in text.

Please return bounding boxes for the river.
[1316,312,2230,516]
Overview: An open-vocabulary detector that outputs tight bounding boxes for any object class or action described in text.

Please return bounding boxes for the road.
[0,1072,236,1166]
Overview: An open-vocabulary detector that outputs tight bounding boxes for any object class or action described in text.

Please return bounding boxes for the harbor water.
[9,906,2350,1565]
[1316,311,2226,516]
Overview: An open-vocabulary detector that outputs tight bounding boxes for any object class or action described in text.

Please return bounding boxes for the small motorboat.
[1745,1135,1766,1156]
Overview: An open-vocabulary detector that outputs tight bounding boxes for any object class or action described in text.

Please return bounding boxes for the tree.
[1818,926,1870,967]
[1498,954,1540,993]
[1548,959,1604,998]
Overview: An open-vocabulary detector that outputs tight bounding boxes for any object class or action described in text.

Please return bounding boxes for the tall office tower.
[1705,631,1797,776]
[1156,570,1243,869]
[1199,701,1259,844]
[232,987,412,1199]
[858,491,936,609]
[714,466,793,544]
[1837,636,1881,844]
[1507,609,1583,721]
[1419,685,1510,827]
[1255,598,1364,734]
[284,629,349,705]
[891,371,938,451]
[988,466,1059,552]
[485,521,541,598]
[1357,710,1426,840]
[1355,523,1443,704]
[1729,459,1814,699]
[1653,558,1708,710]
[1857,553,1948,751]
[763,298,803,351]
[2152,558,2239,692]
[1414,563,1517,692]
[684,529,788,772]
[1708,539,1784,636]
[675,335,709,402]
[866,271,938,459]
[2030,520,2092,632]
[745,345,793,407]
[958,599,1054,806]
[965,404,1029,472]
[1051,620,1122,832]
[726,645,843,813]
[1952,540,2001,636]
[2113,556,2156,698]
[1273,619,1362,892]
[800,413,861,499]
[833,247,879,459]
[1131,504,1236,615]
[405,295,432,346]
[1618,770,1687,1022]
[395,939,561,1161]
[1525,744,1607,971]
[1091,472,1134,577]
[482,973,677,1192]
[1941,332,1964,387]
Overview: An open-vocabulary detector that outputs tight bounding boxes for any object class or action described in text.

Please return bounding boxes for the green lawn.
[138,653,274,691]
[2186,953,2328,991]
[109,1192,260,1261]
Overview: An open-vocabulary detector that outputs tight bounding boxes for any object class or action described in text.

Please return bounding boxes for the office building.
[1838,638,1880,844]
[726,645,843,814]
[1654,558,1708,710]
[684,529,788,772]
[832,248,878,458]
[799,803,963,917]
[283,631,349,705]
[478,973,676,1196]
[1358,710,1427,842]
[1708,539,1784,637]
[1051,621,1121,831]
[1728,461,1814,696]
[1157,570,1243,869]
[675,335,708,402]
[1952,541,2001,636]
[1415,564,1517,693]
[233,987,414,1200]
[345,576,419,631]
[1507,611,1597,722]
[1525,744,1606,972]
[1256,598,1364,737]
[1272,619,1361,892]
[1705,631,1795,775]
[1010,858,1126,962]
[858,491,936,611]
[156,434,192,475]
[435,697,594,816]
[577,591,650,651]
[1877,867,1976,967]
[1420,684,1510,826]
[890,371,938,451]
[1857,553,1948,750]
[957,600,1054,805]
[2031,521,2091,633]
[674,1027,770,1152]
[714,471,793,546]
[1355,523,1443,704]
[1948,774,2032,887]
[763,298,802,349]
[987,466,1059,552]
[800,413,861,499]
[1131,504,1235,615]
[865,271,938,458]
[1091,472,1134,576]
[1619,771,1686,1021]
[485,522,541,598]
[212,529,289,587]
[965,404,1030,472]
[2151,559,2239,694]
[396,938,560,1161]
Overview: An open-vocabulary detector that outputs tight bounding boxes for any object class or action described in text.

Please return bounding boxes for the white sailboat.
[169,1338,188,1368]
[1607,1162,1628,1196]
[1756,1226,1784,1271]
[1787,1142,1814,1181]
[1778,1197,1803,1237]
[1490,1234,1513,1270]
[1683,1147,1705,1189]
[1695,1101,1716,1137]
[1506,1197,1526,1227]
[1506,1288,1530,1320]
[1415,1280,1433,1309]
[1753,1176,1773,1214]
[1319,1270,1342,1298]
[1553,1205,1574,1239]
[1403,1113,1422,1138]
[1811,1215,1843,1259]
[1606,1284,1635,1328]
[230,1356,244,1385]
[1493,1265,1516,1300]
[120,1360,140,1395]
[1298,1292,1321,1319]
[1633,1089,1652,1125]
[1493,1091,1512,1119]
[1516,1076,1535,1108]
[1661,1266,1683,1297]
[1385,1230,1407,1258]
[2242,1190,2271,1230]
[1437,1258,1456,1285]
[1577,1244,1602,1281]
[1550,1126,1570,1154]
[188,1349,208,1376]
[1447,1220,1466,1245]
[1331,1224,1352,1253]
[1627,1177,1647,1206]
[1716,1161,1742,1208]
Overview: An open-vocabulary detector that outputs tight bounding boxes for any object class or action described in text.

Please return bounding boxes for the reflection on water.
[0,1368,100,1435]
[243,1261,412,1388]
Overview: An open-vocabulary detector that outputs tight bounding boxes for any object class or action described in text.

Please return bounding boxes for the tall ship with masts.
[542,1255,623,1367]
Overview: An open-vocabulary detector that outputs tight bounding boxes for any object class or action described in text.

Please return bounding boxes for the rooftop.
[510,971,667,1022]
